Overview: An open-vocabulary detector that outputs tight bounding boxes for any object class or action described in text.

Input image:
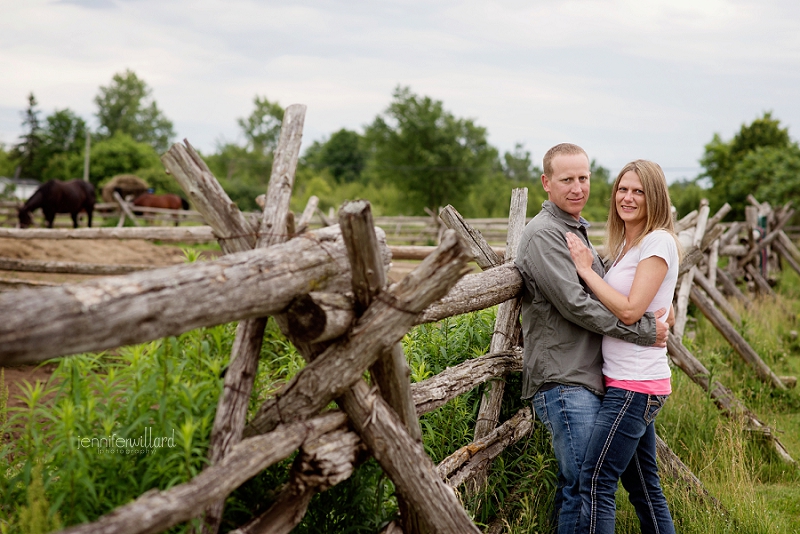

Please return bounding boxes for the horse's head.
[17,207,33,228]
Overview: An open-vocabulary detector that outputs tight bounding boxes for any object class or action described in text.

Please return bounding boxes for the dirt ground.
[0,237,197,285]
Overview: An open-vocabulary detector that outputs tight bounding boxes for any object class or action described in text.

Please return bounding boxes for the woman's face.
[615,170,647,229]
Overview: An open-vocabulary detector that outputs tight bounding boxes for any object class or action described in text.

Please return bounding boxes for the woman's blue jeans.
[532,385,602,534]
[579,387,675,534]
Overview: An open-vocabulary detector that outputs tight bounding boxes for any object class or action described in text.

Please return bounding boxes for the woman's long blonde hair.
[604,160,682,262]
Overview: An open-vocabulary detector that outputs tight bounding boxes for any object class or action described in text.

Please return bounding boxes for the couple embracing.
[516,143,682,534]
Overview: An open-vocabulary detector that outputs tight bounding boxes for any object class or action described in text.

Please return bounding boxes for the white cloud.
[1,0,799,182]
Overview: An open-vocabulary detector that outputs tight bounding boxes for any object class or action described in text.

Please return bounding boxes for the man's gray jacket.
[515,201,658,399]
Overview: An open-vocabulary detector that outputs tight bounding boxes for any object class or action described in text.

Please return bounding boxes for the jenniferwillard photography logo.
[76,427,177,455]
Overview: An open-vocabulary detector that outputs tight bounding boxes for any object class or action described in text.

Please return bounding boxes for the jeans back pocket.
[644,394,669,424]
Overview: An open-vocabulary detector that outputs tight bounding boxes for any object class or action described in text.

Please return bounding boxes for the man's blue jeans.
[579,387,675,534]
[532,385,602,534]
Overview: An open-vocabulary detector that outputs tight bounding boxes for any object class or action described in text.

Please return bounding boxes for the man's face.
[541,153,591,220]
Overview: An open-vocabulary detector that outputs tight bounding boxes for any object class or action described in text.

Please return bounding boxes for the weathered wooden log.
[707,238,719,287]
[674,210,698,233]
[777,230,800,263]
[240,347,524,533]
[411,349,522,414]
[715,266,751,308]
[673,223,723,280]
[229,426,364,534]
[0,225,216,242]
[705,203,732,235]
[667,334,794,463]
[779,376,797,389]
[295,195,319,235]
[340,201,420,438]
[0,225,373,366]
[271,262,524,347]
[677,246,704,278]
[689,286,786,390]
[389,245,506,261]
[439,205,501,268]
[745,206,759,252]
[719,244,749,257]
[229,346,524,533]
[693,270,741,325]
[469,189,527,492]
[339,379,481,533]
[674,200,710,338]
[57,412,348,534]
[112,190,140,227]
[283,292,355,343]
[737,208,795,269]
[773,240,800,279]
[416,263,521,324]
[255,105,306,248]
[244,230,472,437]
[0,277,59,288]
[744,263,776,297]
[654,434,725,511]
[194,106,307,534]
[720,221,742,248]
[437,406,533,488]
[699,223,726,252]
[340,200,424,533]
[163,141,257,253]
[0,257,154,275]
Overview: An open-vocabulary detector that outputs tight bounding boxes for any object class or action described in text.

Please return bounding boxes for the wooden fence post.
[674,200,710,339]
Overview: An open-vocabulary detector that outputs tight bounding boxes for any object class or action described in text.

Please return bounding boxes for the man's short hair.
[543,143,589,177]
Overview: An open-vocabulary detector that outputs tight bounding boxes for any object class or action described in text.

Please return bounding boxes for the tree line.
[1,70,796,221]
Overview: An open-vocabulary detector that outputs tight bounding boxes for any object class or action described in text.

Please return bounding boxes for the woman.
[565,160,681,534]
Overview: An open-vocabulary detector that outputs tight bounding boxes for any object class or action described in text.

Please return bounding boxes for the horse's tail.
[181,197,190,210]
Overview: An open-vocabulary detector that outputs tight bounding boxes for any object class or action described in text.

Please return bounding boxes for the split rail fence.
[0,104,797,532]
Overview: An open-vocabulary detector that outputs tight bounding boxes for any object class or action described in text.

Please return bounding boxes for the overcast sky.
[2,0,800,183]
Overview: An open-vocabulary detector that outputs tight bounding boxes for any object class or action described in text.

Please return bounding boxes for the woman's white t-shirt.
[601,230,679,381]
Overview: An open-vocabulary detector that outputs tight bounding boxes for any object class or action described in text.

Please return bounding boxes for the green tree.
[204,96,285,211]
[502,143,541,183]
[237,96,284,156]
[11,92,44,178]
[71,131,162,188]
[38,109,88,180]
[94,70,175,153]
[580,161,613,222]
[0,143,17,178]
[364,86,496,214]
[303,128,366,184]
[701,112,794,215]
[729,145,800,211]
[669,178,707,219]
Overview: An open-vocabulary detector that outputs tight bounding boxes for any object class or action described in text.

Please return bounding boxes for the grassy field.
[2,262,800,532]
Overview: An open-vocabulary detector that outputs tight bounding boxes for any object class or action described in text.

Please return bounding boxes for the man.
[515,143,669,534]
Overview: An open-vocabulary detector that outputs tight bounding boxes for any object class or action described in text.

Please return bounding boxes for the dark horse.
[18,179,96,229]
[132,192,190,225]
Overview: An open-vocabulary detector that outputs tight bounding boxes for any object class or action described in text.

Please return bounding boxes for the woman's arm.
[565,232,668,325]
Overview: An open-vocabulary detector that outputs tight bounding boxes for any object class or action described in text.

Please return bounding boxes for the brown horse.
[18,179,96,228]
[132,192,190,225]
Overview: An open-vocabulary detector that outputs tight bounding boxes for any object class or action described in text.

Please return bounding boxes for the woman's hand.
[565,232,594,276]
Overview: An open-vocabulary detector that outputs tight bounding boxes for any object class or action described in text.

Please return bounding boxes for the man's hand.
[653,308,669,347]
[666,304,675,328]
